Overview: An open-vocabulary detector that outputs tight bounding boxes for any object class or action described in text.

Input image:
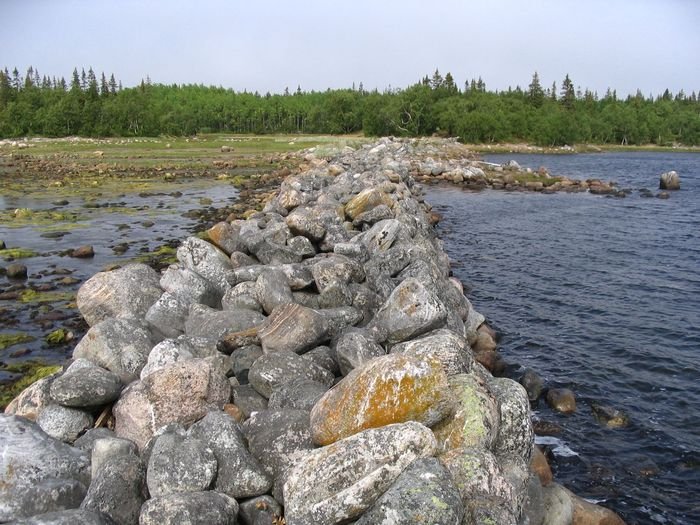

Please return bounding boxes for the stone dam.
[1,138,625,525]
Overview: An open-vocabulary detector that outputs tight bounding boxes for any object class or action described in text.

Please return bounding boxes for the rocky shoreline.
[2,138,625,524]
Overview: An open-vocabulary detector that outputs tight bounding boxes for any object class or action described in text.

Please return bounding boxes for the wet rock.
[258,303,330,354]
[541,482,574,525]
[248,350,335,398]
[531,445,553,486]
[473,329,497,353]
[72,317,156,384]
[546,388,577,415]
[232,384,268,418]
[113,358,230,449]
[591,402,630,428]
[10,509,116,524]
[490,377,534,461]
[432,373,500,453]
[238,495,283,525]
[70,245,94,258]
[283,422,437,525]
[37,404,94,443]
[188,410,272,498]
[657,191,670,199]
[76,263,162,326]
[659,170,680,190]
[4,374,55,421]
[532,418,564,436]
[185,303,265,340]
[370,277,447,344]
[177,236,233,296]
[160,266,220,308]
[146,430,218,497]
[310,353,455,446]
[569,488,626,525]
[520,367,544,402]
[139,491,239,525]
[390,327,472,377]
[49,359,122,408]
[268,378,329,411]
[0,415,90,522]
[355,457,464,525]
[7,263,28,279]
[255,269,294,314]
[335,328,386,376]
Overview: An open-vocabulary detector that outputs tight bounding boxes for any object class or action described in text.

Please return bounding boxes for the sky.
[2,0,699,97]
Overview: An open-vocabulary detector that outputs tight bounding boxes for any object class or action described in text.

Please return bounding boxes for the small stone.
[70,246,94,258]
[6,263,28,279]
[238,495,283,525]
[520,368,544,402]
[591,402,630,428]
[37,404,94,443]
[659,170,680,190]
[546,388,577,414]
[4,375,55,421]
[139,491,239,525]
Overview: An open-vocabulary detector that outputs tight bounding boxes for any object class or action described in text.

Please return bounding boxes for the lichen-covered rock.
[185,303,266,341]
[139,491,238,525]
[258,303,330,354]
[283,422,437,525]
[139,338,195,380]
[177,236,233,296]
[4,374,55,421]
[207,221,246,255]
[370,277,448,344]
[145,291,189,339]
[49,359,122,408]
[344,187,395,220]
[390,328,472,377]
[10,509,116,524]
[310,254,365,292]
[355,457,464,525]
[248,351,335,398]
[255,269,294,314]
[356,219,408,254]
[285,207,326,241]
[37,404,94,443]
[188,410,272,498]
[113,359,230,449]
[490,377,534,461]
[160,265,220,308]
[76,263,162,327]
[72,317,156,384]
[80,454,146,525]
[310,353,455,446]
[334,328,386,376]
[90,437,138,479]
[0,415,90,522]
[301,345,340,375]
[432,373,500,453]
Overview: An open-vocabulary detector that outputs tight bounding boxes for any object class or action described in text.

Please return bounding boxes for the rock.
[139,491,239,525]
[113,358,230,449]
[238,495,283,525]
[473,329,497,353]
[319,306,363,337]
[520,368,544,402]
[230,344,263,384]
[11,509,116,524]
[76,264,162,327]
[310,353,455,446]
[37,404,94,443]
[357,219,406,254]
[432,373,500,453]
[310,254,365,292]
[185,303,265,340]
[222,281,263,312]
[255,269,294,314]
[656,191,670,199]
[568,486,626,525]
[301,345,340,375]
[542,483,574,525]
[258,303,330,354]
[188,410,272,498]
[177,236,233,296]
[370,277,447,344]
[283,422,437,525]
[248,351,335,398]
[531,446,553,486]
[160,266,220,308]
[285,208,326,241]
[232,384,268,418]
[467,496,518,525]
[4,374,54,420]
[546,388,577,415]
[390,328,472,377]
[72,317,156,384]
[207,221,245,255]
[146,430,218,497]
[490,377,534,461]
[659,170,680,190]
[268,379,329,411]
[334,328,386,376]
[0,415,90,522]
[90,437,138,479]
[344,187,395,220]
[145,291,189,339]
[70,246,94,258]
[73,428,116,454]
[49,359,122,408]
[591,402,630,428]
[6,263,28,278]
[139,338,195,379]
[355,457,464,525]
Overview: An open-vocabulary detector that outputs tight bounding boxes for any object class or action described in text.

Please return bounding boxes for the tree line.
[1,66,699,146]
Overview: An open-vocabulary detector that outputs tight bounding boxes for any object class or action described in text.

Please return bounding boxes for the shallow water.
[427,152,700,524]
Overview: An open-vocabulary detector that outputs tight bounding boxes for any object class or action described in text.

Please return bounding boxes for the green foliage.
[0,67,699,146]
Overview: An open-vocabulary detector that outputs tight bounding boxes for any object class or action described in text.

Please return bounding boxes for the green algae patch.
[130,245,178,267]
[0,248,37,260]
[46,328,70,346]
[18,289,76,304]
[0,332,36,351]
[0,361,62,410]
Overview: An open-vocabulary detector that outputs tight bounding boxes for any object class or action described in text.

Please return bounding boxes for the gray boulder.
[255,269,294,314]
[177,236,233,296]
[139,491,238,525]
[221,281,263,312]
[268,379,330,411]
[301,345,340,375]
[258,303,330,354]
[390,328,472,377]
[355,457,464,525]
[283,422,437,525]
[139,338,195,380]
[10,509,116,525]
[76,263,162,327]
[238,495,283,525]
[49,359,122,408]
[144,291,189,339]
[0,415,90,522]
[310,254,365,292]
[232,384,268,418]
[4,374,56,421]
[335,328,386,376]
[490,377,534,462]
[90,437,138,479]
[160,265,220,307]
[73,428,115,454]
[231,344,263,384]
[37,404,94,443]
[659,170,680,190]
[248,351,335,398]
[185,303,265,340]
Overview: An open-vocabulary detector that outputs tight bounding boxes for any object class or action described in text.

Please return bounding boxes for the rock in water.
[546,388,577,414]
[370,277,448,344]
[355,457,464,525]
[659,170,680,190]
[258,303,330,354]
[310,353,455,446]
[0,415,90,522]
[284,422,437,525]
[76,263,162,327]
[139,491,239,525]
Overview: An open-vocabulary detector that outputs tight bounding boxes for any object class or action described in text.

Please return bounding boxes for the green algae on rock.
[0,361,62,409]
[18,289,76,304]
[0,332,36,351]
[0,248,37,260]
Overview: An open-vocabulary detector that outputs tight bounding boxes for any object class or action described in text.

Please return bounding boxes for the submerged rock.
[546,388,577,415]
[659,170,680,190]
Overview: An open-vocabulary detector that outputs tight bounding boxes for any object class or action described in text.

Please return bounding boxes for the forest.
[1,66,699,146]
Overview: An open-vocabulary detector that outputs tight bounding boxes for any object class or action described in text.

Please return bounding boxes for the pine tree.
[430,69,444,90]
[100,72,109,96]
[109,74,118,95]
[527,71,544,107]
[560,74,575,109]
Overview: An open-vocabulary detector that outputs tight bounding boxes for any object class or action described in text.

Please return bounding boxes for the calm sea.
[427,152,700,524]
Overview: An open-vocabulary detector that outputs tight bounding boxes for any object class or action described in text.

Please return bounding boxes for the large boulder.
[9,509,116,524]
[185,303,265,341]
[258,303,330,354]
[139,491,239,525]
[37,404,94,443]
[177,236,233,296]
[76,263,162,327]
[159,265,220,308]
[334,328,386,376]
[49,359,122,408]
[4,374,55,421]
[283,422,437,525]
[310,353,455,446]
[390,328,473,377]
[0,415,90,522]
[490,377,534,461]
[248,351,335,398]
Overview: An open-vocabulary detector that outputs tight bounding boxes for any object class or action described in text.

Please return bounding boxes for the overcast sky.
[2,0,699,97]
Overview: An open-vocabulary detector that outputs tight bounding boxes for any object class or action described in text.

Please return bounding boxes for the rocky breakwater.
[2,138,624,525]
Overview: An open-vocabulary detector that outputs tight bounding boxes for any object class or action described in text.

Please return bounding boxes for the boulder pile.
[2,138,624,524]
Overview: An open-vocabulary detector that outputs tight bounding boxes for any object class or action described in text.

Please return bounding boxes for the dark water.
[427,152,700,524]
